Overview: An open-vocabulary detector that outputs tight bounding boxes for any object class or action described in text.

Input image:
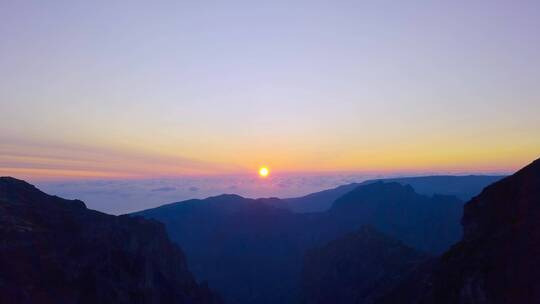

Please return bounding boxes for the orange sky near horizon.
[1,133,537,181]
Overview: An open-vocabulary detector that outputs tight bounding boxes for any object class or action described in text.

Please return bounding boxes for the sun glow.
[258,167,269,178]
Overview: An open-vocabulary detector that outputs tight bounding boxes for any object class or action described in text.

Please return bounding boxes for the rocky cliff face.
[378,158,540,304]
[0,177,221,304]
[301,226,428,304]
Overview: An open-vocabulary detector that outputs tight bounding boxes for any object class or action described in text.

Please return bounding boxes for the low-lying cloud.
[35,173,387,215]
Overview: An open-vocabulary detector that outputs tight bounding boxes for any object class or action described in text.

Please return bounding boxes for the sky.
[1,0,540,187]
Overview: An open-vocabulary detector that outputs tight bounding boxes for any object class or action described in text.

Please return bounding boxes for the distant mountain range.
[132,175,492,303]
[0,177,220,304]
[278,175,504,212]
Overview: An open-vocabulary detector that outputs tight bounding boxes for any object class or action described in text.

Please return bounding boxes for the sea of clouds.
[36,173,397,215]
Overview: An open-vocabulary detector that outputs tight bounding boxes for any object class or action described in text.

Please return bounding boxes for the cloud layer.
[36,173,394,214]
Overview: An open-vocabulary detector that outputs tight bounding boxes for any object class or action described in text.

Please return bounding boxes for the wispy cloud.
[0,137,244,180]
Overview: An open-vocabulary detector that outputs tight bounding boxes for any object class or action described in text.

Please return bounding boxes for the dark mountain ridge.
[328,182,463,253]
[378,158,540,304]
[301,226,429,304]
[277,175,503,212]
[133,194,309,304]
[368,175,505,202]
[134,181,464,303]
[0,177,220,304]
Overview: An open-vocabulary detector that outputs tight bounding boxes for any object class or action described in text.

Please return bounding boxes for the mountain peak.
[462,157,540,241]
[331,181,419,211]
[0,176,87,209]
[326,180,462,254]
[355,181,417,195]
[206,193,246,201]
[530,157,540,167]
[0,176,38,191]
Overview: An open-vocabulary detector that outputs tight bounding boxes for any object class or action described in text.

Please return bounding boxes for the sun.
[258,167,269,178]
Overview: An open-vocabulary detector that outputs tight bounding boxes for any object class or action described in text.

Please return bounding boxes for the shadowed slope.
[0,177,220,304]
[378,158,540,304]
[135,182,463,303]
[301,226,429,304]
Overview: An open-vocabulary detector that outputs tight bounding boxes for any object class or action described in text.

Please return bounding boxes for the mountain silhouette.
[327,182,463,253]
[133,194,307,304]
[0,177,221,304]
[276,175,503,213]
[301,226,428,304]
[378,158,540,304]
[134,181,467,303]
[0,167,515,304]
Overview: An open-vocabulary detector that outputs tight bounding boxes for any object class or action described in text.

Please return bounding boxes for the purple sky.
[1,1,539,212]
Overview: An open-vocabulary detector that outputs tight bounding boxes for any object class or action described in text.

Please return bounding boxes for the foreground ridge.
[379,158,540,304]
[0,177,221,304]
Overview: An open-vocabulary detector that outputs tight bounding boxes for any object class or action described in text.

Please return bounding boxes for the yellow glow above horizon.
[1,133,538,182]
